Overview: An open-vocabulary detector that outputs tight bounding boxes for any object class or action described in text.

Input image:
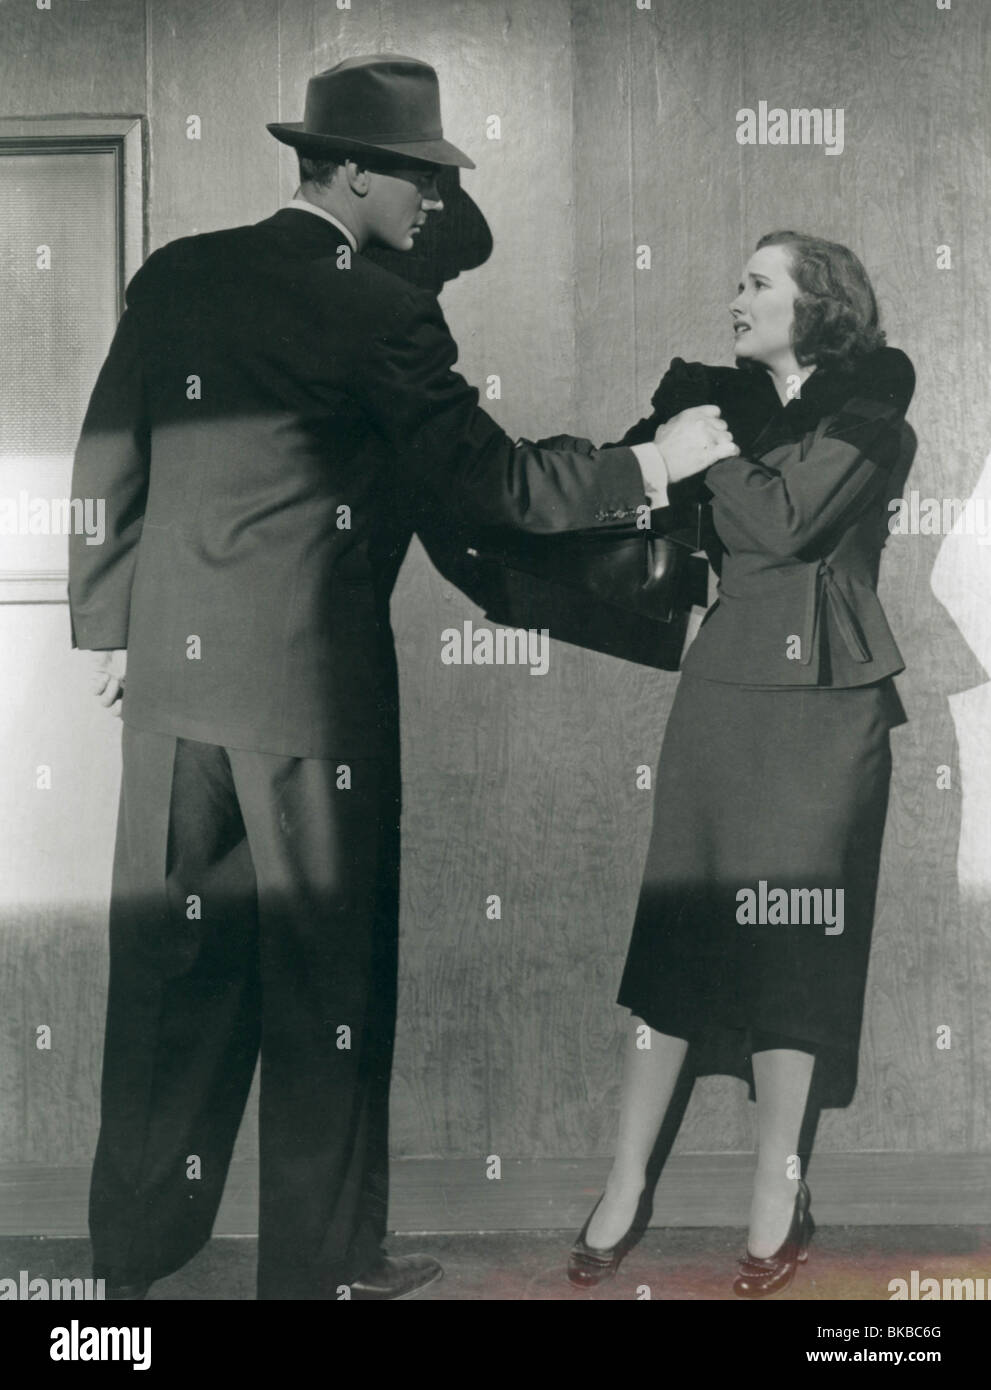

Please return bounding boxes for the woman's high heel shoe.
[567,1187,653,1288]
[733,1178,814,1299]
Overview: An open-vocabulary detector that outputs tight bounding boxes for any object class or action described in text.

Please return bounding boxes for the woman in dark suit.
[568,231,915,1297]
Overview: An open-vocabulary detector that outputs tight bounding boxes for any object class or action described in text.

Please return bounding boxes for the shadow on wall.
[363,167,493,295]
[931,447,991,913]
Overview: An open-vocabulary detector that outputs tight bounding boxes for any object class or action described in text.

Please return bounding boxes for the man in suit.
[69,54,735,1301]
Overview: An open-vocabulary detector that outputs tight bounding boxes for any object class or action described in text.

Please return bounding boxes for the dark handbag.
[413,420,715,670]
[439,431,706,670]
[453,359,765,668]
[462,519,707,670]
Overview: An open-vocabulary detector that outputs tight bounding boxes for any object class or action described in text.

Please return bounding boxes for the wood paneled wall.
[1,0,987,1209]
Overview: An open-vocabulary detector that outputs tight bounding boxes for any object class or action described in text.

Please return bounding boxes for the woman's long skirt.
[617,674,906,1106]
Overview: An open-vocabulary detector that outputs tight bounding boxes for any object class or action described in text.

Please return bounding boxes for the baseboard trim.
[1,1153,987,1237]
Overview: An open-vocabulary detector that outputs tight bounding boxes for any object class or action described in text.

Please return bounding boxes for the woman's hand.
[655,405,738,483]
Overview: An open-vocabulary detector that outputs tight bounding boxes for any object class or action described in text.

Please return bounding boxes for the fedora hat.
[267,54,475,169]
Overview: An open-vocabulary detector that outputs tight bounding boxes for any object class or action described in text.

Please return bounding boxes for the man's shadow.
[364,166,493,294]
[364,167,507,611]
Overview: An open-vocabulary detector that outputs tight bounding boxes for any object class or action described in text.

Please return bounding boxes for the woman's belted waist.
[799,561,872,666]
[685,554,904,688]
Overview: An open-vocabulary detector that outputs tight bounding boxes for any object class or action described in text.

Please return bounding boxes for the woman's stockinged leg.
[748,1047,815,1259]
[585,1022,689,1249]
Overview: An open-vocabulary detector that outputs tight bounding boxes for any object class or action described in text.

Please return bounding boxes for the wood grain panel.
[147,0,281,248]
[0,915,26,1165]
[0,0,146,117]
[20,908,105,1164]
[572,0,637,442]
[628,0,751,401]
[1,607,121,1165]
[274,0,325,206]
[378,0,578,439]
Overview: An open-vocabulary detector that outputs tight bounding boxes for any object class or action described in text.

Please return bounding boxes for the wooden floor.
[2,1154,989,1237]
[2,1227,990,1301]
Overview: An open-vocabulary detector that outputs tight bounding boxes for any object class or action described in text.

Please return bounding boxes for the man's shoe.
[348,1254,443,1301]
[94,1265,152,1300]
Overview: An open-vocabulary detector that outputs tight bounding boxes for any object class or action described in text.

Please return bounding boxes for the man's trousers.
[89,727,401,1299]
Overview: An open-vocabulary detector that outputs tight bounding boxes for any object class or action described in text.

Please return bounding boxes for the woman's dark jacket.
[621,349,916,687]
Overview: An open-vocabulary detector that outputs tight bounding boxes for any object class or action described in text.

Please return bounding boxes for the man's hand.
[655,405,738,483]
[88,649,127,717]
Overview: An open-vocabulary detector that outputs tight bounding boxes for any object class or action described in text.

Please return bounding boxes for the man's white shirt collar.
[281,196,358,252]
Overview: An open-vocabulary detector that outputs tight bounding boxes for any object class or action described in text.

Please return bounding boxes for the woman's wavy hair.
[756,230,886,372]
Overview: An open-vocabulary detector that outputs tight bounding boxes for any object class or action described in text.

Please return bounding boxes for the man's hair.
[297,154,343,187]
[756,230,886,371]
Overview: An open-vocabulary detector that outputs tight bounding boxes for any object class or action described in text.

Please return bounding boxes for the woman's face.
[730,244,801,369]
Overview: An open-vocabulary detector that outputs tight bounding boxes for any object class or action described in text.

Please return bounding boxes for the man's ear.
[344,160,371,197]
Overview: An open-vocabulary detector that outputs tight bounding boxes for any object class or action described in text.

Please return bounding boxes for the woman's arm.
[704,396,906,559]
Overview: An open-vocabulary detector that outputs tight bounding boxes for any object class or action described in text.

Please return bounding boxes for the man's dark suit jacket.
[68,209,646,758]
